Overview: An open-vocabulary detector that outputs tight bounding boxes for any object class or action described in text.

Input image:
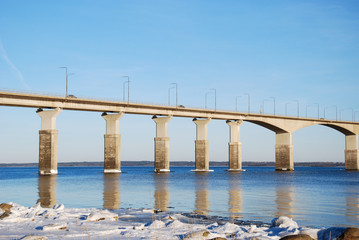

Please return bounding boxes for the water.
[0,166,358,228]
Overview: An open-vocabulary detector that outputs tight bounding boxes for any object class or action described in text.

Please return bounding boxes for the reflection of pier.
[228,174,242,219]
[346,187,359,222]
[37,175,57,208]
[195,173,209,215]
[103,174,120,210]
[275,185,294,218]
[154,173,170,211]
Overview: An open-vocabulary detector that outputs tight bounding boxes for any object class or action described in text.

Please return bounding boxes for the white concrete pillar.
[193,118,212,172]
[37,108,62,175]
[152,115,172,172]
[345,134,359,170]
[227,120,243,171]
[102,112,124,173]
[275,132,294,171]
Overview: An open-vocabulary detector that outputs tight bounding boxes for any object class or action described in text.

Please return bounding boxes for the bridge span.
[1,91,358,175]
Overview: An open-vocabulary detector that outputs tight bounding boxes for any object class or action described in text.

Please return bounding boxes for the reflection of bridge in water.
[228,174,242,219]
[37,175,57,208]
[35,173,359,222]
[1,91,359,175]
[103,174,121,210]
[154,173,170,211]
[194,173,210,215]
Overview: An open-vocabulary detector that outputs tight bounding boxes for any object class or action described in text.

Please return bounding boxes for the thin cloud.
[0,40,30,89]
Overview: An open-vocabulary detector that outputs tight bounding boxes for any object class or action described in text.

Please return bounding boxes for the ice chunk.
[41,223,67,231]
[271,216,299,229]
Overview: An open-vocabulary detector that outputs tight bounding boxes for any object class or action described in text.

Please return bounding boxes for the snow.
[0,202,346,240]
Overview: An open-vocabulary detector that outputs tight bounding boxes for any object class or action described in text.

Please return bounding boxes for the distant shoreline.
[0,161,345,167]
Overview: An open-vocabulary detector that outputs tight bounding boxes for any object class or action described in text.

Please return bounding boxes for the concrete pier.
[152,115,172,172]
[37,108,62,175]
[227,120,243,171]
[193,118,212,172]
[102,112,124,173]
[345,134,359,170]
[275,132,294,171]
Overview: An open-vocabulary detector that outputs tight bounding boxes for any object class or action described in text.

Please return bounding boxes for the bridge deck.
[0,91,357,125]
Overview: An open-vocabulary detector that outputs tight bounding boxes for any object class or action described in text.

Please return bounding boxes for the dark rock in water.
[280,234,313,240]
[0,203,12,213]
[338,228,359,240]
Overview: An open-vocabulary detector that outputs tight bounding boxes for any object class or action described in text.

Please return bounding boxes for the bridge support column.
[345,135,359,170]
[193,118,212,172]
[152,116,172,172]
[102,112,124,173]
[37,108,62,175]
[227,120,243,171]
[275,132,294,171]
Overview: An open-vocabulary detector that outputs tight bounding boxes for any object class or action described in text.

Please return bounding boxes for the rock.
[280,234,314,240]
[318,227,347,240]
[0,203,12,213]
[338,228,359,240]
[20,235,49,240]
[0,211,10,219]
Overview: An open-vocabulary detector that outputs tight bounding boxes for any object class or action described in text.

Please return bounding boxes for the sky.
[0,0,359,164]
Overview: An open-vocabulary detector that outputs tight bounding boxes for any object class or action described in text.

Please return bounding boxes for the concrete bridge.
[1,91,358,175]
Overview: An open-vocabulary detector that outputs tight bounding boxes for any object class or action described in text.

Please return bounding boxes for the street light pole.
[270,97,276,115]
[169,83,178,106]
[243,93,250,113]
[235,96,241,112]
[285,102,290,116]
[122,76,130,104]
[294,100,299,117]
[210,88,216,111]
[59,67,68,97]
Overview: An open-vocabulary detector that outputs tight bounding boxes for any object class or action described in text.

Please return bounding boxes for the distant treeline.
[0,161,345,167]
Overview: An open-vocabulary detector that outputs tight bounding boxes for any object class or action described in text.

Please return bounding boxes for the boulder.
[0,203,12,213]
[338,228,359,240]
[280,234,314,240]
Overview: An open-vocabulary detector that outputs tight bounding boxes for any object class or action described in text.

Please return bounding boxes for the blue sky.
[0,0,359,163]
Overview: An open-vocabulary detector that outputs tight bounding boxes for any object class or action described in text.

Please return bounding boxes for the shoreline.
[1,202,357,240]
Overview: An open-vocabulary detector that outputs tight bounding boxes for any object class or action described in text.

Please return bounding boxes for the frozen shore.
[0,203,356,240]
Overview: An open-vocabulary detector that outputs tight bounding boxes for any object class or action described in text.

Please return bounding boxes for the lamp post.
[339,108,353,121]
[122,76,130,104]
[59,67,68,97]
[205,89,216,110]
[243,93,250,113]
[235,96,241,112]
[211,88,216,111]
[294,100,299,118]
[305,103,319,119]
[314,103,319,119]
[168,83,178,106]
[261,99,270,114]
[324,105,337,120]
[269,97,276,115]
[285,102,290,116]
[355,111,359,122]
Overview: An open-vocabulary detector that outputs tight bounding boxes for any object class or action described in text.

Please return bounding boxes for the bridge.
[1,91,358,175]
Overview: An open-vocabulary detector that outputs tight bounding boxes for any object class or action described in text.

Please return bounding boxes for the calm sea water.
[0,166,358,228]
